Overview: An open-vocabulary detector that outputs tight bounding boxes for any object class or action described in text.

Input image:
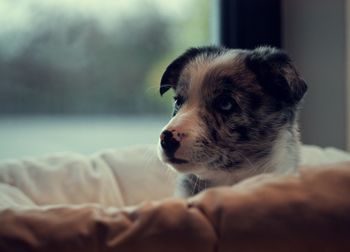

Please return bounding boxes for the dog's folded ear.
[245,46,307,106]
[160,47,204,96]
[160,46,224,96]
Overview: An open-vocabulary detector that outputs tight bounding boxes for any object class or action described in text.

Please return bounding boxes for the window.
[0,0,213,159]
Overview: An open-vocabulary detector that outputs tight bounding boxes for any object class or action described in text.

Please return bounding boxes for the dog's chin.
[158,148,195,173]
[157,142,214,175]
[160,155,193,173]
[165,161,197,173]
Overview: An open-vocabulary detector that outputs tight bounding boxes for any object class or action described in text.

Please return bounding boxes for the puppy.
[157,46,307,197]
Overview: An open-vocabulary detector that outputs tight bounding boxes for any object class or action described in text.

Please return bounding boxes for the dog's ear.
[160,46,224,95]
[245,46,307,106]
[160,48,203,95]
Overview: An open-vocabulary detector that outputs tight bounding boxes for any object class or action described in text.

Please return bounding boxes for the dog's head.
[157,46,307,181]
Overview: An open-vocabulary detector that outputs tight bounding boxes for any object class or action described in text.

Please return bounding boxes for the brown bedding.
[1,162,350,252]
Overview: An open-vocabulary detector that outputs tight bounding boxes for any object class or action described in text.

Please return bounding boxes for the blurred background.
[0,0,348,159]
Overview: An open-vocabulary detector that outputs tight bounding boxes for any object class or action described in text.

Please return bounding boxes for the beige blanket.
[0,145,350,251]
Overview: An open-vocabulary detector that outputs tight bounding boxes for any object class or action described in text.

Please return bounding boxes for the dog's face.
[157,46,307,180]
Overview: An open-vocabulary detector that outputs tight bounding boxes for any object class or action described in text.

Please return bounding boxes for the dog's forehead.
[177,49,250,97]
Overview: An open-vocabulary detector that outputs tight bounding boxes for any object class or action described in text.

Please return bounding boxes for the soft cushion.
[0,145,350,252]
[0,145,176,208]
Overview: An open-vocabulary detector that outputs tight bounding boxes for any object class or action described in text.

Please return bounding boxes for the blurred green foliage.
[0,0,210,115]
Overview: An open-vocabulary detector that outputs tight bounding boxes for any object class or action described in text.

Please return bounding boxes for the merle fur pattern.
[159,46,307,197]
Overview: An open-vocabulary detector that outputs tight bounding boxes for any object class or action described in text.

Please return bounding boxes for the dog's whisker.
[236,151,256,171]
[191,176,198,196]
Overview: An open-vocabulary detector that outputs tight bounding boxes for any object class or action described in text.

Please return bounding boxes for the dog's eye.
[219,100,233,111]
[215,96,238,113]
[173,96,184,110]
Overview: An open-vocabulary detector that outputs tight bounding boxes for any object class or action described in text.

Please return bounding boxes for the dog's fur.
[157,46,307,197]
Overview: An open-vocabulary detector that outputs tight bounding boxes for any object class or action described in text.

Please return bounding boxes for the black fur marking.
[222,159,243,170]
[210,128,218,142]
[220,76,236,88]
[254,148,272,160]
[245,46,307,107]
[160,46,226,95]
[269,99,284,112]
[201,139,210,146]
[259,128,268,137]
[247,92,263,110]
[247,117,259,129]
[235,126,250,141]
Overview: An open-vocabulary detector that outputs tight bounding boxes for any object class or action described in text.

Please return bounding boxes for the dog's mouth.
[167,157,189,164]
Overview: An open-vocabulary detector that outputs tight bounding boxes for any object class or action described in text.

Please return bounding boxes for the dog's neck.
[177,125,300,197]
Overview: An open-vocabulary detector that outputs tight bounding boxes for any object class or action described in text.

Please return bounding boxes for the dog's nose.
[160,130,180,155]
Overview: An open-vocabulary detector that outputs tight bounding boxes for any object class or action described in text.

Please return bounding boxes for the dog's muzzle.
[160,130,189,164]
